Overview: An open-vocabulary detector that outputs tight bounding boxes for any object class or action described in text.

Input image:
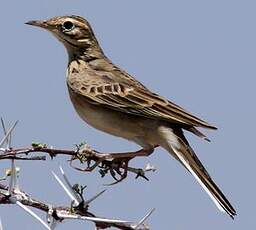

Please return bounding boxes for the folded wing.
[67,77,216,129]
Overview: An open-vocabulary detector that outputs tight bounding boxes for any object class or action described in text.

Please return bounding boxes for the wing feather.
[68,78,216,129]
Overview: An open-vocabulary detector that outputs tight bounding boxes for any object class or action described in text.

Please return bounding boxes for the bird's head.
[26,15,102,57]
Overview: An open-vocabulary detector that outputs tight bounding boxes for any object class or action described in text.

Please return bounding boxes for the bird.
[26,15,236,218]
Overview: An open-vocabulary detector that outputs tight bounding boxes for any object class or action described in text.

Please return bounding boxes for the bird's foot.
[69,145,158,184]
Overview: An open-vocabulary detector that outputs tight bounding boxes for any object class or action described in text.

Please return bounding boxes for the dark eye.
[62,21,74,31]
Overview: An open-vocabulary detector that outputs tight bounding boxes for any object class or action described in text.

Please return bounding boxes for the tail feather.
[187,126,211,142]
[159,127,236,218]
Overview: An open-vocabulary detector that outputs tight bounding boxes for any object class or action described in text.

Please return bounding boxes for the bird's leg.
[96,146,159,185]
[69,145,159,182]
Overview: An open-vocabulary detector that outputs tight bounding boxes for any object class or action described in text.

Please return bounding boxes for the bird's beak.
[25,20,49,29]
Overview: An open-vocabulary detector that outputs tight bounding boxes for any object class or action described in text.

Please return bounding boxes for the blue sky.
[0,0,255,229]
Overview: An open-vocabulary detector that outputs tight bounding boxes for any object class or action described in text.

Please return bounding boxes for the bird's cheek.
[50,30,66,42]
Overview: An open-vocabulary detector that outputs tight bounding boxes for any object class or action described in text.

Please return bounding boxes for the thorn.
[16,201,51,230]
[84,190,106,206]
[51,171,79,206]
[59,166,83,203]
[1,118,7,135]
[134,208,155,229]
[144,163,156,172]
[57,212,130,224]
[0,120,18,149]
[0,217,3,230]
[8,160,19,194]
[1,118,12,149]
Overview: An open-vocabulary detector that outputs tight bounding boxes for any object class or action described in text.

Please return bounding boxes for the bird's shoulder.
[67,58,147,94]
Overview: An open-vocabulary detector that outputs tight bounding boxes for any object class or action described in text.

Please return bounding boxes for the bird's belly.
[69,92,148,140]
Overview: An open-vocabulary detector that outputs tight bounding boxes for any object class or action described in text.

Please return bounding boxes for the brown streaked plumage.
[26,15,236,218]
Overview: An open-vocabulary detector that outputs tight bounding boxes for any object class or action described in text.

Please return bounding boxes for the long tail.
[158,126,236,218]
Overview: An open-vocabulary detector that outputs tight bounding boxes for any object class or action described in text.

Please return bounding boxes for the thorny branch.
[0,173,153,230]
[0,119,155,229]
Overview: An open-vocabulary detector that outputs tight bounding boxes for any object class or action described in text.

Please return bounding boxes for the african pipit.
[26,15,236,218]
